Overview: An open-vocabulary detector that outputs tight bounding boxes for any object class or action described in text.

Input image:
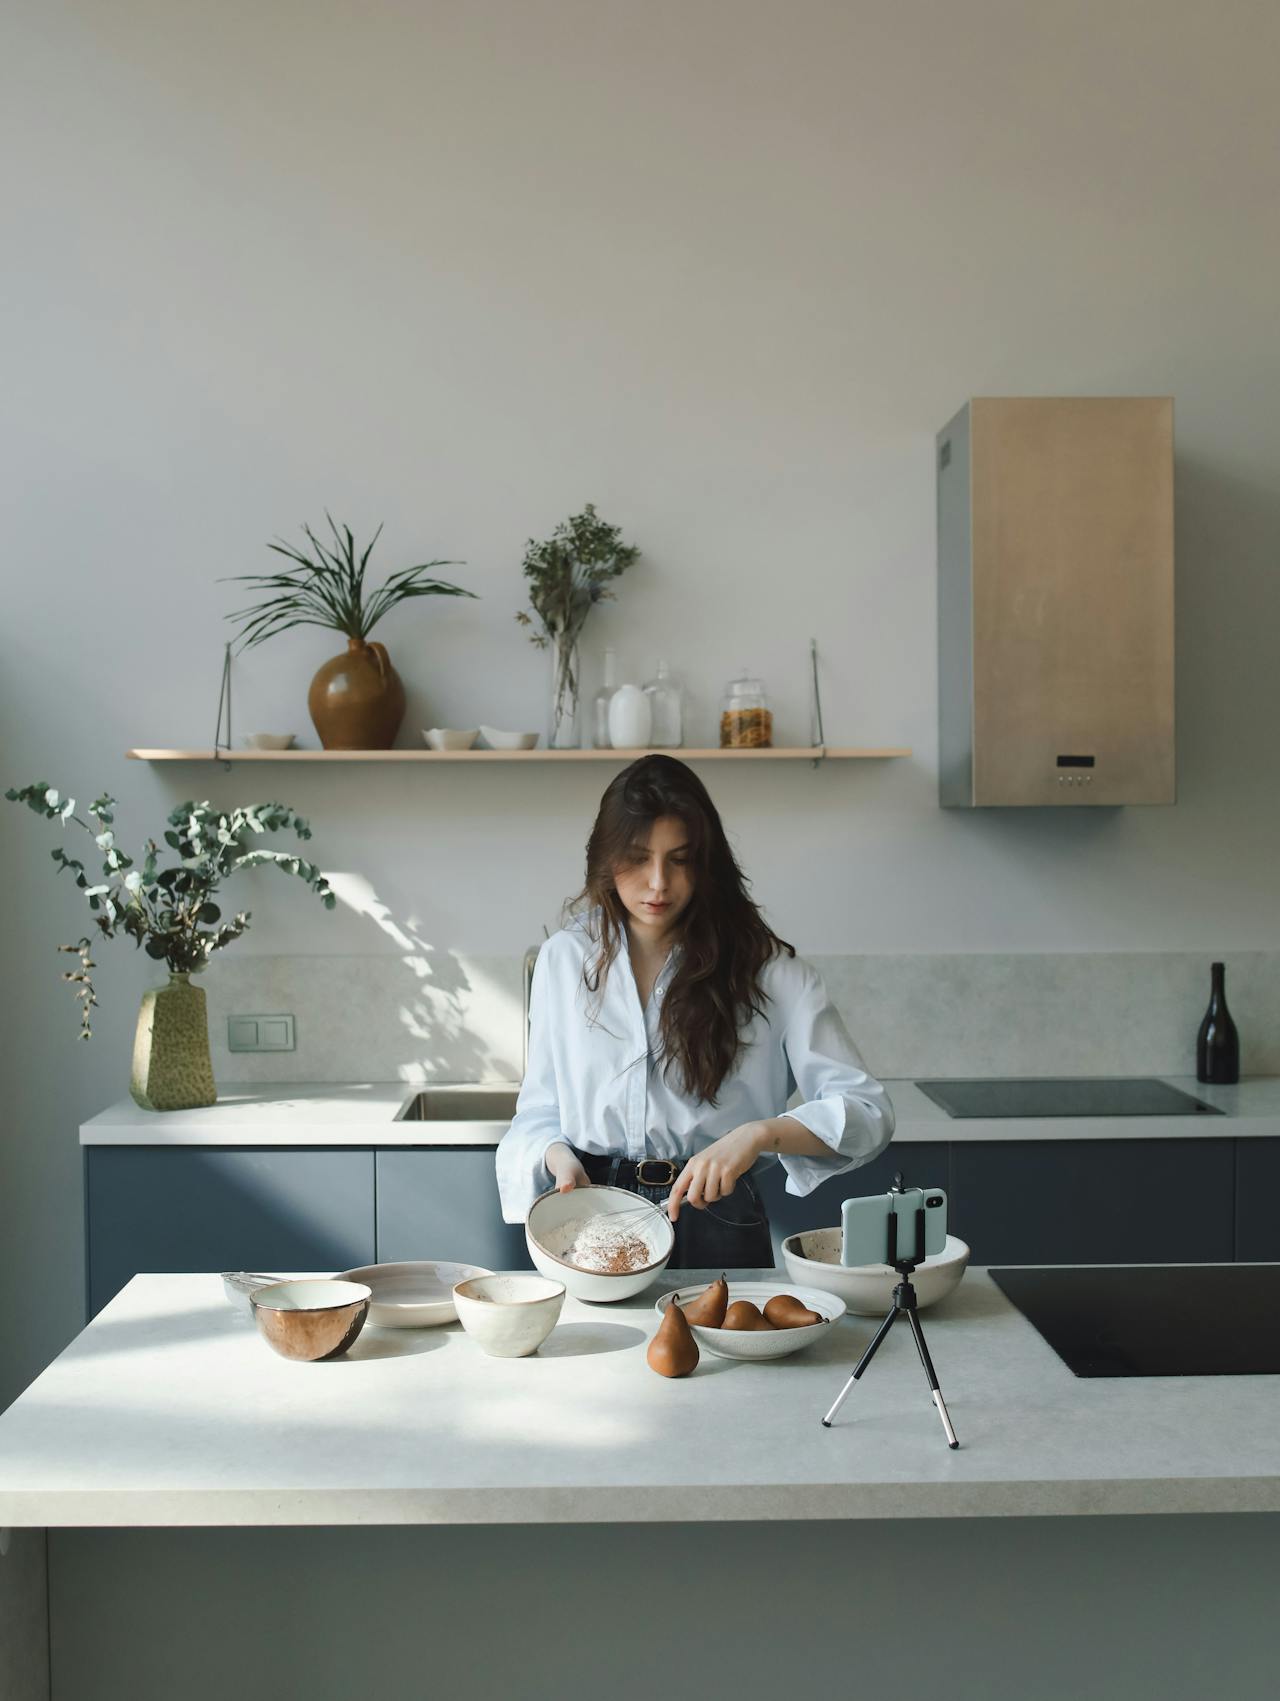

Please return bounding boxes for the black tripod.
[821,1179,959,1448]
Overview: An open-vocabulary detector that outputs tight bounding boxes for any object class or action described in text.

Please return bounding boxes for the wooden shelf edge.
[126,746,912,763]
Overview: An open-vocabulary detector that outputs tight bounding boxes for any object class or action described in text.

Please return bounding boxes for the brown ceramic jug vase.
[307,638,406,749]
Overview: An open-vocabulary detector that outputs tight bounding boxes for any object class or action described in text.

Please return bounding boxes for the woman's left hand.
[667,1123,765,1222]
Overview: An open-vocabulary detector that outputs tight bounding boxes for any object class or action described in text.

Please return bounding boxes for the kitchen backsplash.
[205,951,1280,1083]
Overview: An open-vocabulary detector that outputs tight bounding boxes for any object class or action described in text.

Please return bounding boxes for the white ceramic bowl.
[781,1229,970,1315]
[452,1274,566,1357]
[479,726,538,750]
[655,1281,845,1361]
[243,732,296,750]
[423,728,479,751]
[526,1186,675,1302]
[337,1260,491,1328]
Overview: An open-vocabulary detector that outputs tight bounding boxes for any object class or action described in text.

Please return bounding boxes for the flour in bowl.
[565,1215,655,1274]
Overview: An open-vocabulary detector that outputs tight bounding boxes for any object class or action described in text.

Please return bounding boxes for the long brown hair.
[573,754,793,1103]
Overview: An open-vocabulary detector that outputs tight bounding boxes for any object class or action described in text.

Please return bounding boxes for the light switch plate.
[227,1013,296,1052]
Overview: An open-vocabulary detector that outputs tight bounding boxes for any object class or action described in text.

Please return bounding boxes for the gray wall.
[4,0,1279,1408]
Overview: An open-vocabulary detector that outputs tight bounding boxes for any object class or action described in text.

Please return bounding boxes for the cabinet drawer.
[1236,1139,1280,1261]
[376,1151,530,1271]
[86,1148,375,1318]
[950,1138,1234,1265]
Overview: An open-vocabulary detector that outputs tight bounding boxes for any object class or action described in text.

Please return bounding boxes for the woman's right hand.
[545,1142,591,1194]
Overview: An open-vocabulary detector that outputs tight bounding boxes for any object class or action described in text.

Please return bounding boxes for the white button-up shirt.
[496,916,895,1222]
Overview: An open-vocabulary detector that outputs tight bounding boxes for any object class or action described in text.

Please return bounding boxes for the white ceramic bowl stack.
[526,1185,674,1302]
[780,1229,970,1314]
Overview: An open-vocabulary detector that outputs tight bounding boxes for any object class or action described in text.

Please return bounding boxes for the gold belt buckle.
[635,1158,678,1188]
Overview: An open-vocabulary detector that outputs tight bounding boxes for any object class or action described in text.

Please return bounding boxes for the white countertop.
[1,1268,1277,1527]
[78,1077,1280,1146]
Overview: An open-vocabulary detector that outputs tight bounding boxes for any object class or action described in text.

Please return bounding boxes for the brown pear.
[683,1274,729,1328]
[648,1300,700,1377]
[721,1300,776,1332]
[763,1293,824,1330]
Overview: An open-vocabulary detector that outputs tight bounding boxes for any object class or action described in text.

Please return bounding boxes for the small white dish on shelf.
[655,1281,844,1361]
[423,728,479,751]
[478,726,539,751]
[336,1259,491,1328]
[243,733,296,750]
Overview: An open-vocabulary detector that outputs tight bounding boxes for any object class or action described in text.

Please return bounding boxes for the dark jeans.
[572,1149,775,1271]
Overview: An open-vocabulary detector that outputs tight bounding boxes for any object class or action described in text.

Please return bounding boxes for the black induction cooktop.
[991,1264,1280,1377]
[915,1077,1222,1119]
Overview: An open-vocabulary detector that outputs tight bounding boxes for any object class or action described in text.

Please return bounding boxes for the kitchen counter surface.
[2,1267,1277,1528]
[78,1076,1280,1145]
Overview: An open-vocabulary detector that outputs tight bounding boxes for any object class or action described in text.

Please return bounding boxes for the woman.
[497,754,894,1268]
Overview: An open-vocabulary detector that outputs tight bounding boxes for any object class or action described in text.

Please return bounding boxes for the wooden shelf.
[126,745,911,763]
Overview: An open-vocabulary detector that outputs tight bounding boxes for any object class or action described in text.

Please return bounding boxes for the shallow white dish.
[781,1230,970,1314]
[526,1185,674,1302]
[337,1260,491,1328]
[479,725,538,750]
[423,727,479,751]
[655,1281,845,1361]
[452,1274,565,1357]
[243,732,296,750]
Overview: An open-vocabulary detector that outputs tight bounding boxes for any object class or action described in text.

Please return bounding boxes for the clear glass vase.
[548,633,581,750]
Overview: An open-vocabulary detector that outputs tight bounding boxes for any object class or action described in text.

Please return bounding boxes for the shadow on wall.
[305,871,522,1083]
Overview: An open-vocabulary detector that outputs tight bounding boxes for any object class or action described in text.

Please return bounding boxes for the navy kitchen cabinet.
[375,1151,531,1271]
[1236,1139,1280,1261]
[949,1138,1235,1265]
[759,1142,951,1264]
[86,1148,376,1319]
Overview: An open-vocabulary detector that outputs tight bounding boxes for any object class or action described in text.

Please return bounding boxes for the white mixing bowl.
[526,1185,674,1302]
[781,1229,970,1314]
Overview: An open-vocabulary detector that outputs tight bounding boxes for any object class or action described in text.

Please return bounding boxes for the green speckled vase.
[130,972,217,1112]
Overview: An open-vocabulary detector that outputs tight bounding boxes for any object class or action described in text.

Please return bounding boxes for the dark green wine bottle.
[1196,961,1239,1084]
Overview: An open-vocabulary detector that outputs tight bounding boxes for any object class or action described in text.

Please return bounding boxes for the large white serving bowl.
[655,1281,845,1362]
[526,1185,674,1302]
[781,1229,970,1315]
[337,1260,491,1328]
[452,1274,565,1357]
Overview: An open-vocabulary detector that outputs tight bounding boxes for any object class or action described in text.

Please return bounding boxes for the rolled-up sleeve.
[775,959,894,1196]
[495,943,568,1223]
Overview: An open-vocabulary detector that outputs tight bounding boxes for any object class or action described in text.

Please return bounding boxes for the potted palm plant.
[226,516,475,749]
[7,784,335,1110]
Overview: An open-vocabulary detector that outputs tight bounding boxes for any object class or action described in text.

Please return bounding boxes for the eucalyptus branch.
[7,786,337,1039]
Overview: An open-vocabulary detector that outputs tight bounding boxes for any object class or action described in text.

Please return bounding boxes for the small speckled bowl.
[250,1279,372,1361]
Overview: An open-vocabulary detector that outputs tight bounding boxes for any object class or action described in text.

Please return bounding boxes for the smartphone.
[841,1187,948,1267]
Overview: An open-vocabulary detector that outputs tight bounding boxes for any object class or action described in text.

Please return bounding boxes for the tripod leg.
[821,1304,898,1427]
[904,1308,959,1450]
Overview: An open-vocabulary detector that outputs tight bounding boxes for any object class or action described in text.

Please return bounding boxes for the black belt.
[574,1150,683,1190]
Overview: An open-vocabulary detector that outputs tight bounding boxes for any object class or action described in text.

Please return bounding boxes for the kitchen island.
[1,1268,1277,1700]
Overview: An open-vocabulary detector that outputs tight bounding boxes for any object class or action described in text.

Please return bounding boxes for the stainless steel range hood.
[937,396,1175,807]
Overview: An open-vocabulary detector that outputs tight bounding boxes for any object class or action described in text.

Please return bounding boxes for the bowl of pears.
[652,1274,845,1366]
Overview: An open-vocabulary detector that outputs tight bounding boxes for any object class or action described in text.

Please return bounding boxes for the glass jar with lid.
[720,671,773,748]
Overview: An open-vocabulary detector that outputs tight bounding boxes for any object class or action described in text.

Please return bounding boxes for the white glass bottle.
[608,681,652,749]
[592,647,619,748]
[643,660,683,748]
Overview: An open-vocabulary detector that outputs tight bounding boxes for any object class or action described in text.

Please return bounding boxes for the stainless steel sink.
[399,1087,520,1122]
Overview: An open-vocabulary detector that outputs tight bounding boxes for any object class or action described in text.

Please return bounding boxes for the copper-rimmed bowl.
[250,1279,372,1361]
